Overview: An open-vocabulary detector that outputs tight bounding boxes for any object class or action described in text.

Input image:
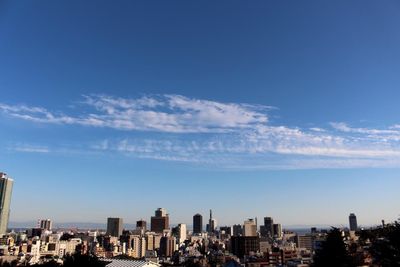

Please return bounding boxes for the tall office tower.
[207,209,218,233]
[106,217,123,237]
[0,173,13,236]
[243,219,257,237]
[259,225,267,237]
[176,223,187,244]
[193,213,203,234]
[273,223,282,239]
[207,209,213,233]
[136,219,147,231]
[230,236,260,258]
[349,213,358,231]
[145,232,162,251]
[210,218,217,232]
[151,208,169,233]
[159,236,176,257]
[264,217,274,237]
[233,224,243,236]
[155,208,167,217]
[39,219,52,231]
[220,226,233,236]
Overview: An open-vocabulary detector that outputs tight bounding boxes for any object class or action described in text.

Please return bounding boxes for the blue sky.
[1,0,400,228]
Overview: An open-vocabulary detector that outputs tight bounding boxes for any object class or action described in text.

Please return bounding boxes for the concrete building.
[151,208,169,233]
[176,223,187,244]
[159,236,176,258]
[243,219,257,237]
[206,210,217,233]
[121,235,146,258]
[230,236,260,258]
[106,218,123,237]
[220,226,232,236]
[193,214,203,234]
[145,232,161,251]
[136,220,147,231]
[263,217,274,237]
[296,235,313,251]
[40,219,52,231]
[233,224,243,236]
[273,224,282,239]
[0,173,13,236]
[349,213,358,231]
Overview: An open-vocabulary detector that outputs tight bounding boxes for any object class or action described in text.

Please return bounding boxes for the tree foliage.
[312,228,355,267]
[370,221,400,266]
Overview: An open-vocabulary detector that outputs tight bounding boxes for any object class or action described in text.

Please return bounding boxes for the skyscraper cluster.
[0,171,372,267]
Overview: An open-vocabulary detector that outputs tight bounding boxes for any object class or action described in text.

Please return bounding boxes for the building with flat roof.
[39,219,52,231]
[230,236,260,258]
[243,219,257,237]
[349,213,358,231]
[151,208,169,233]
[193,213,203,234]
[0,173,13,236]
[106,218,123,237]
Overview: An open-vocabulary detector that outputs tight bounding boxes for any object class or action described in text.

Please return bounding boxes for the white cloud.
[2,95,400,169]
[309,127,326,132]
[9,144,50,153]
[0,95,270,133]
[330,122,400,135]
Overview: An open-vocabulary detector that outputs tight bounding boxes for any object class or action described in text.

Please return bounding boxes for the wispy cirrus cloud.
[92,124,400,168]
[330,122,400,135]
[9,144,50,153]
[330,122,400,142]
[0,95,270,133]
[1,94,400,169]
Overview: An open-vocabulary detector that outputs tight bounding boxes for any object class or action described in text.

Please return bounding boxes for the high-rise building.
[0,173,13,236]
[145,232,162,251]
[121,235,146,258]
[136,219,147,231]
[233,224,243,236]
[273,223,282,239]
[159,236,176,257]
[151,208,169,233]
[220,226,232,236]
[230,236,260,258]
[349,213,358,231]
[106,217,123,237]
[39,219,52,231]
[155,208,167,217]
[193,213,203,234]
[206,209,217,233]
[243,219,257,237]
[176,223,187,244]
[210,218,217,232]
[263,217,274,237]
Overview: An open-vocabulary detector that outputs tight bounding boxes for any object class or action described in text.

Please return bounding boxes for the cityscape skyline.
[1,1,400,227]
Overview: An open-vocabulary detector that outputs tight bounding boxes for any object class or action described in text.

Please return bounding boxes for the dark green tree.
[63,253,106,267]
[31,260,60,267]
[0,260,18,267]
[312,228,355,267]
[370,221,400,266]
